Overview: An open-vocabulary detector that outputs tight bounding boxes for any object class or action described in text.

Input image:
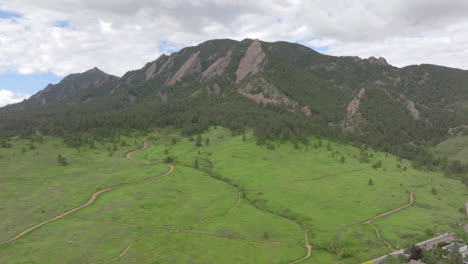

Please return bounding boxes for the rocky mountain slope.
[3,67,118,111]
[2,38,468,158]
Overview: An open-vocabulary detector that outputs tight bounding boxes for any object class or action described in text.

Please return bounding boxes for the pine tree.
[196,135,202,147]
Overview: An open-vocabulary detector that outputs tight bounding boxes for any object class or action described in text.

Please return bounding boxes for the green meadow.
[435,135,468,162]
[0,127,467,264]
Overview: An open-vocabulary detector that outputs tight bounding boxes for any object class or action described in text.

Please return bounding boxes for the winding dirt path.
[0,133,173,246]
[124,137,151,164]
[287,229,312,264]
[362,188,415,224]
[361,188,415,251]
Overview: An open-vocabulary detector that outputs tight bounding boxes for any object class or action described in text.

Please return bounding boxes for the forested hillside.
[2,38,468,173]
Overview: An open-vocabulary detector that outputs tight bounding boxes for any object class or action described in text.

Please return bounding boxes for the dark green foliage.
[194,159,199,169]
[57,154,68,166]
[368,178,373,186]
[372,160,383,169]
[409,245,423,261]
[448,243,463,264]
[263,231,270,240]
[421,250,438,264]
[431,187,437,195]
[195,135,203,147]
[163,156,174,163]
[205,138,210,146]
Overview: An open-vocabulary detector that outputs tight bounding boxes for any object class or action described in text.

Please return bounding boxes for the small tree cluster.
[57,154,68,166]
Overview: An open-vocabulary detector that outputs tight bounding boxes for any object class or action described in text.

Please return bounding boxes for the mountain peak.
[367,56,389,66]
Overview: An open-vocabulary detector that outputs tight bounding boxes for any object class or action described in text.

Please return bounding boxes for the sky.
[1,0,468,106]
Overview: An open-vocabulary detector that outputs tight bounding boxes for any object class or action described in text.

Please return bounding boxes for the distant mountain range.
[2,38,468,158]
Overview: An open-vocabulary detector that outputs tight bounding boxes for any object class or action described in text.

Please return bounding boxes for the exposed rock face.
[235,40,265,83]
[166,51,202,85]
[145,62,157,81]
[406,100,420,120]
[202,51,231,80]
[367,56,389,66]
[157,54,177,75]
[399,94,421,120]
[346,88,365,116]
[448,125,468,136]
[238,78,310,116]
[159,91,168,102]
[212,83,221,95]
[301,106,312,116]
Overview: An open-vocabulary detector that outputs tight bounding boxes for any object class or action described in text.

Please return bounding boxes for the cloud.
[1,0,468,80]
[0,89,28,107]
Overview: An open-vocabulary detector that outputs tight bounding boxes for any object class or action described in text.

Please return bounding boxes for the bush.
[164,156,174,163]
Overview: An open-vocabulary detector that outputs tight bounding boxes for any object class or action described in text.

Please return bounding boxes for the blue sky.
[0,10,21,19]
[0,72,61,96]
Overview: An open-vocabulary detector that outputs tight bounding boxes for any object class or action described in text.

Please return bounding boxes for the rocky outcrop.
[346,88,365,116]
[145,62,157,81]
[212,83,221,95]
[202,52,231,81]
[157,54,177,75]
[166,51,202,85]
[406,100,420,120]
[448,125,468,136]
[399,94,421,120]
[235,40,265,83]
[367,56,389,66]
[238,78,310,116]
[301,106,312,116]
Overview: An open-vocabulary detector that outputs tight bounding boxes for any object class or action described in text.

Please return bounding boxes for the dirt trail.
[363,189,415,224]
[0,133,173,246]
[88,236,153,264]
[361,188,415,251]
[368,222,395,251]
[188,191,241,229]
[287,229,312,264]
[124,137,151,164]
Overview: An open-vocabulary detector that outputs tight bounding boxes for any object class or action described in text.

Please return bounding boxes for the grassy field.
[0,127,467,263]
[434,135,468,162]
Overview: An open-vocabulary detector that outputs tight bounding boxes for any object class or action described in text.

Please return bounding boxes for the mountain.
[2,38,468,163]
[3,67,119,111]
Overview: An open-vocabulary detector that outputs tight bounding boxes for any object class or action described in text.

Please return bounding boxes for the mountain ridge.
[2,38,468,165]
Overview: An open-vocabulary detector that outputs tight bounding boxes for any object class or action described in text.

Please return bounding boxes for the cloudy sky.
[1,0,468,106]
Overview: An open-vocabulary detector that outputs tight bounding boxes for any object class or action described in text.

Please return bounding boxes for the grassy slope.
[138,127,467,263]
[0,127,466,264]
[434,135,468,162]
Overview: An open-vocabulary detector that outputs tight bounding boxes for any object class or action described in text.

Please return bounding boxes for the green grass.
[0,127,467,263]
[434,135,468,162]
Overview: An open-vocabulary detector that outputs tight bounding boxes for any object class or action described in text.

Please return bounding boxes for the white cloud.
[1,0,468,78]
[0,89,29,107]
